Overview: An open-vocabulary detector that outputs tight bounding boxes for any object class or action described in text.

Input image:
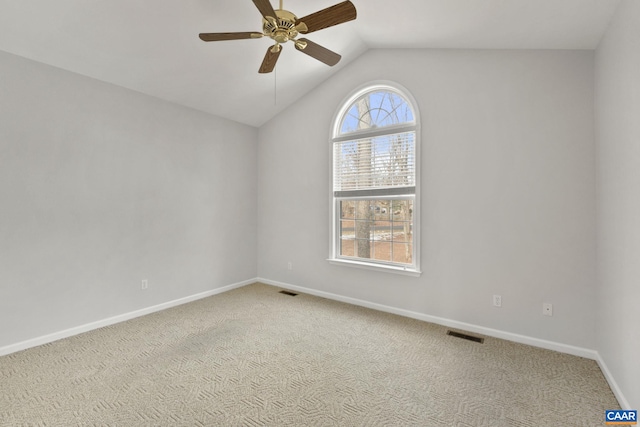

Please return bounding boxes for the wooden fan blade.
[295,1,357,34]
[252,0,277,20]
[295,38,341,66]
[199,32,263,42]
[259,45,282,73]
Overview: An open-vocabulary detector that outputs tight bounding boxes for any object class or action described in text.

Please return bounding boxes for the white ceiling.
[0,0,620,127]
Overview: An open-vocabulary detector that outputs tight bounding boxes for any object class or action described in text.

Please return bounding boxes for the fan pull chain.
[274,66,277,105]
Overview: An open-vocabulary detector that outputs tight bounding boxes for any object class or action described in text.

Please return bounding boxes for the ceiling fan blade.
[295,1,357,34]
[259,45,282,73]
[252,0,277,20]
[199,32,263,42]
[295,38,341,66]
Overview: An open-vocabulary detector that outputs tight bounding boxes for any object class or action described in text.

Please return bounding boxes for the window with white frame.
[330,83,420,275]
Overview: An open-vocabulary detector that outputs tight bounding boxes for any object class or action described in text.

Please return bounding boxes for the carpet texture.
[0,283,619,426]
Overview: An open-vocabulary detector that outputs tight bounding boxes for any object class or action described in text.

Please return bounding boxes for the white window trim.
[328,81,422,276]
[327,258,422,277]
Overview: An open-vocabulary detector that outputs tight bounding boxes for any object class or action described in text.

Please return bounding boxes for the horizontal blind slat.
[334,131,416,193]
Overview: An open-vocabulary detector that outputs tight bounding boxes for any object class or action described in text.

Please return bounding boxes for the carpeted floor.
[0,282,619,426]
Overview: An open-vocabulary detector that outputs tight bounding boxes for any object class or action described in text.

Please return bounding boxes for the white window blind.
[333,131,416,197]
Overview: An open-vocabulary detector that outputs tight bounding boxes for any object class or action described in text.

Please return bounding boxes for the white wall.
[0,51,258,348]
[258,49,597,349]
[3,28,633,405]
[595,0,640,409]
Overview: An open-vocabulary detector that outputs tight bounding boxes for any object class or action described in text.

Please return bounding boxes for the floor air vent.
[279,290,298,296]
[447,330,484,343]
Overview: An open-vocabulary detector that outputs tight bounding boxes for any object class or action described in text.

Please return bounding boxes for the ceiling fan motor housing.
[263,10,301,44]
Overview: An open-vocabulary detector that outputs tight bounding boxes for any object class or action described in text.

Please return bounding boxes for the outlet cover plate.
[493,295,502,307]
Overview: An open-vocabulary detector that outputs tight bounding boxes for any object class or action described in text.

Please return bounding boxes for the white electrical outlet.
[543,303,553,316]
[287,262,293,270]
[493,295,502,307]
[141,279,148,290]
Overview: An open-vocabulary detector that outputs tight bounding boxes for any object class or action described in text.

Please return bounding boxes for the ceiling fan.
[199,0,357,73]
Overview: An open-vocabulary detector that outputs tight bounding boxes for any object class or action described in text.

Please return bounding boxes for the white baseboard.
[257,277,598,360]
[0,278,257,357]
[3,276,629,410]
[258,277,636,407]
[595,354,631,410]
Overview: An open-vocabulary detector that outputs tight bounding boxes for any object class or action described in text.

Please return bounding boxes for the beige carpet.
[0,282,619,426]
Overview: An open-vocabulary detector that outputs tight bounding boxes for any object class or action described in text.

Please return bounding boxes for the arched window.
[330,83,420,275]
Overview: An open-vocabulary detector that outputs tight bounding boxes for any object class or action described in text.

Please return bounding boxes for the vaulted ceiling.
[0,0,620,127]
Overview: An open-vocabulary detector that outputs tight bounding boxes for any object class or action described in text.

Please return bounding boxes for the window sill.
[327,258,422,277]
